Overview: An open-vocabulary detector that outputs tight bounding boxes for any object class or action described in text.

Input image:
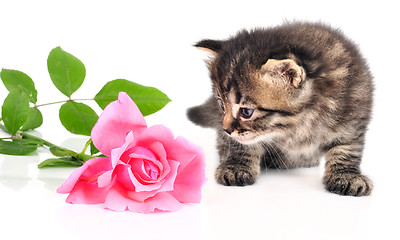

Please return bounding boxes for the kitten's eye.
[217,98,225,112]
[239,108,254,119]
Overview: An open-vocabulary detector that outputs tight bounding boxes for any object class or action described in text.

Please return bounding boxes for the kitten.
[187,22,373,196]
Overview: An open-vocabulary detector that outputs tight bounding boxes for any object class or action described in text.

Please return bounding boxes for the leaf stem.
[19,131,94,162]
[19,131,57,148]
[35,100,69,107]
[35,98,94,108]
[80,138,92,155]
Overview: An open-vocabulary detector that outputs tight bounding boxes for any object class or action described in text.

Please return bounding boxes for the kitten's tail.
[187,96,220,128]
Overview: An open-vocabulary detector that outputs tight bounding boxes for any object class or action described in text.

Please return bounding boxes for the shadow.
[0,128,43,190]
[36,136,88,191]
[60,136,90,153]
[0,135,88,192]
[0,153,40,190]
[37,167,77,191]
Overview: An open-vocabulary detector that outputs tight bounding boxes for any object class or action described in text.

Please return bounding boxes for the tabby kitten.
[187,22,373,196]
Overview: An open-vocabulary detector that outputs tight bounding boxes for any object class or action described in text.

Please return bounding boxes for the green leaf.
[13,138,45,146]
[0,69,38,103]
[59,101,98,136]
[38,157,83,168]
[20,107,43,131]
[94,79,171,116]
[50,145,77,157]
[90,141,100,155]
[77,153,96,161]
[1,89,30,135]
[47,46,86,97]
[0,139,38,155]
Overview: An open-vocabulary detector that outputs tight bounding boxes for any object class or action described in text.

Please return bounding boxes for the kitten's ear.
[261,59,306,88]
[194,39,224,56]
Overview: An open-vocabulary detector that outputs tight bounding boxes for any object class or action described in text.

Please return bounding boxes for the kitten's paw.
[323,173,373,196]
[215,164,258,186]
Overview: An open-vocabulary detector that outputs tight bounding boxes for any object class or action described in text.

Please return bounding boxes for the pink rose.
[57,92,206,213]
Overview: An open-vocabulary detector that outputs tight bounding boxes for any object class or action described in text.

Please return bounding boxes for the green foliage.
[59,101,98,136]
[1,69,38,103]
[90,141,100,155]
[1,88,30,135]
[0,139,39,155]
[0,46,170,168]
[47,47,86,98]
[95,79,171,116]
[21,107,43,131]
[50,145,78,157]
[38,157,83,168]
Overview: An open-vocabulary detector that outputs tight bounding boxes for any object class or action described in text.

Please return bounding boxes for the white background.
[0,0,399,239]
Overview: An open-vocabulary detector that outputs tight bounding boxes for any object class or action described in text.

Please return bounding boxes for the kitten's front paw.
[215,164,258,186]
[323,173,373,196]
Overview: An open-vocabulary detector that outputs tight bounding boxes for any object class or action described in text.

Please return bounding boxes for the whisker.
[270,141,290,170]
[271,138,295,169]
[260,139,292,170]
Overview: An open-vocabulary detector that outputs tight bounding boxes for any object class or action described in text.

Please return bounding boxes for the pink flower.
[57,92,206,213]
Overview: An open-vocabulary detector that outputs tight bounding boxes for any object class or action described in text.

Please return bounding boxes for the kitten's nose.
[224,128,234,135]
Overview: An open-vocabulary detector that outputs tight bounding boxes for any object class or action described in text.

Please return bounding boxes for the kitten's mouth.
[226,130,278,145]
[226,130,259,145]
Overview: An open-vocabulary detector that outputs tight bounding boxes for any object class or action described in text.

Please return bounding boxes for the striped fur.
[187,22,373,196]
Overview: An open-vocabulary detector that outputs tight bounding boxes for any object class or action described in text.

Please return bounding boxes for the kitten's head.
[196,38,312,144]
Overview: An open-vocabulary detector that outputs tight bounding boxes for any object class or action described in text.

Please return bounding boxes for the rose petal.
[129,142,169,183]
[110,131,135,168]
[127,192,182,213]
[157,159,179,192]
[134,125,175,149]
[170,161,205,204]
[56,157,113,204]
[134,159,179,197]
[91,92,147,157]
[130,158,160,182]
[97,170,113,188]
[146,142,170,180]
[168,137,207,203]
[128,146,157,160]
[128,145,163,178]
[113,164,136,191]
[57,163,91,194]
[134,125,206,203]
[57,157,111,193]
[64,181,111,205]
[113,162,165,193]
[132,174,166,192]
[101,143,179,197]
[135,126,204,174]
[104,184,182,213]
[127,188,159,202]
[166,136,205,173]
[121,160,179,203]
[128,158,178,193]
